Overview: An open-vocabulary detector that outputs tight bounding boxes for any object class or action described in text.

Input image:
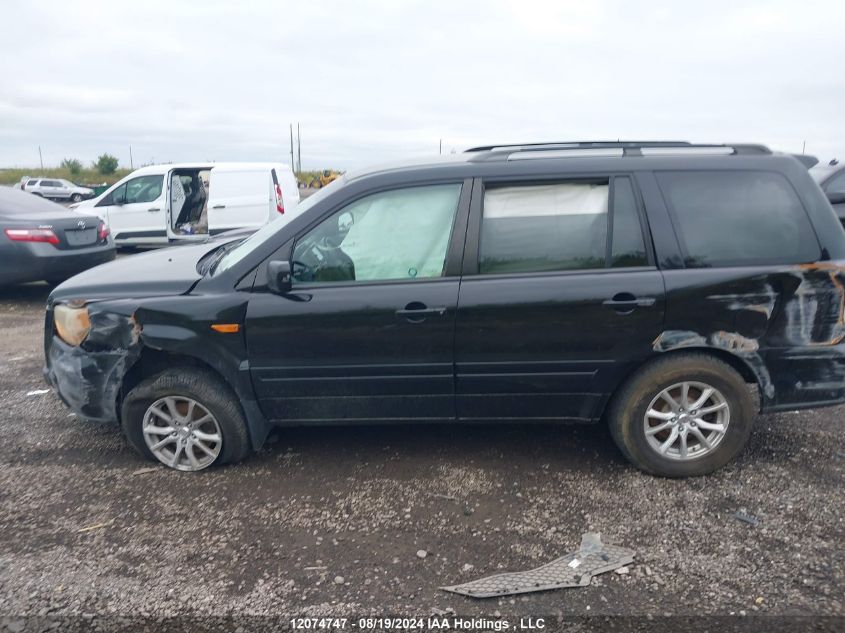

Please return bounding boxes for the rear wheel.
[121,367,250,471]
[607,353,754,477]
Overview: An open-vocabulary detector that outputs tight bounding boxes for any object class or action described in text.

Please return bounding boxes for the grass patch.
[0,167,132,187]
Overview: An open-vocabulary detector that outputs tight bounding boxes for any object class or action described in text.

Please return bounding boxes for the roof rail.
[464,140,694,152]
[464,141,772,162]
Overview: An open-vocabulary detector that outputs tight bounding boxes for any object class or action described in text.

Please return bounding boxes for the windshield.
[215,177,344,274]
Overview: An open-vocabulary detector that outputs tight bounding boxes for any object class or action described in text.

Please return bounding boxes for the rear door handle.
[147,207,160,212]
[395,302,448,322]
[603,293,656,312]
[212,204,226,209]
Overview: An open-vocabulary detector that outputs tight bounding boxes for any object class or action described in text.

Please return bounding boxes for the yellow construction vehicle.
[307,170,342,189]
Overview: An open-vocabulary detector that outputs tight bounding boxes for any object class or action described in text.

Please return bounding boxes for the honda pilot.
[43,141,845,477]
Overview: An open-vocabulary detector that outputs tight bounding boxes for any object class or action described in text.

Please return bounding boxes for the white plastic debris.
[441,533,634,598]
[26,389,50,396]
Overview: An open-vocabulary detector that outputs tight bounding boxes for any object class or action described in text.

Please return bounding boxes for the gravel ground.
[0,281,843,629]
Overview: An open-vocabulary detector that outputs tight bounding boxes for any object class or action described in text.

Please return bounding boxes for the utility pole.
[297,122,302,172]
[802,140,806,155]
[290,124,295,170]
[129,146,134,169]
[439,139,442,155]
[38,146,43,170]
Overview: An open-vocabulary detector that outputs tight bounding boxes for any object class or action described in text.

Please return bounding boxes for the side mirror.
[267,260,292,294]
[826,191,845,205]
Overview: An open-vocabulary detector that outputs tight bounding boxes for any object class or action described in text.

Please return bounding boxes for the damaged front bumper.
[43,311,141,423]
[44,337,135,422]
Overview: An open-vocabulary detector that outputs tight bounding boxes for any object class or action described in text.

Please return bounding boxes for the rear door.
[274,165,301,218]
[454,174,665,422]
[207,168,272,235]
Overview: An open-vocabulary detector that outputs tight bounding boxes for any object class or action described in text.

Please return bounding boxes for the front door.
[246,181,471,423]
[99,174,166,245]
[455,175,666,422]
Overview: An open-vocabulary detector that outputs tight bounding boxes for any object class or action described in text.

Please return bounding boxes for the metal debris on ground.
[77,519,114,533]
[440,533,634,598]
[25,389,50,396]
[732,511,761,527]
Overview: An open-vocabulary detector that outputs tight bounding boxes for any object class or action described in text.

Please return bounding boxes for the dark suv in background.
[44,141,845,477]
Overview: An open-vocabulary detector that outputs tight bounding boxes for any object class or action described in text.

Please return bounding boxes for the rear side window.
[479,177,648,274]
[657,171,819,267]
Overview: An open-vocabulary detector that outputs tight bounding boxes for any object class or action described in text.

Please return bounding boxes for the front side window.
[124,175,163,204]
[657,170,819,267]
[105,183,127,205]
[292,184,462,284]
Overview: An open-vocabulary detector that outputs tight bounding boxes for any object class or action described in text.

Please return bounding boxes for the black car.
[811,159,845,226]
[43,141,845,477]
[1,187,115,287]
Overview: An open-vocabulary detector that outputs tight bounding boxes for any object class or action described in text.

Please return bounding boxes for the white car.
[71,162,300,247]
[24,178,94,202]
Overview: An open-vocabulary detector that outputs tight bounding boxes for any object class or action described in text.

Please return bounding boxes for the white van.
[71,162,300,247]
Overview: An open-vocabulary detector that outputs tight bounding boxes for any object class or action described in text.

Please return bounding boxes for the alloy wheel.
[643,381,730,461]
[142,396,222,471]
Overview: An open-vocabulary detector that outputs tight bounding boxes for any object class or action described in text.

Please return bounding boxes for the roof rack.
[464,141,772,161]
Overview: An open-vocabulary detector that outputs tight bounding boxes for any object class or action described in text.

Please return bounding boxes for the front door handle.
[147,207,160,212]
[395,302,447,322]
[603,293,656,313]
[212,204,226,209]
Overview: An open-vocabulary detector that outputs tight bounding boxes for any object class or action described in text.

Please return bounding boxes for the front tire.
[71,193,83,202]
[607,353,754,477]
[121,367,250,471]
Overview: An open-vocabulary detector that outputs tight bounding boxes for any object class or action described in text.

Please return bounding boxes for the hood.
[50,242,222,303]
[70,197,99,210]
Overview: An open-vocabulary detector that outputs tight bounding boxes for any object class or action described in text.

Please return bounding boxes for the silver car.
[24,178,94,203]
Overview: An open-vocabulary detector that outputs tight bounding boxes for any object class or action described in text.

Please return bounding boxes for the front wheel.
[121,367,250,471]
[71,193,83,202]
[607,353,754,477]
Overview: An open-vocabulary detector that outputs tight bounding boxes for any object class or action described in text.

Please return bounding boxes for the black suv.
[44,141,845,477]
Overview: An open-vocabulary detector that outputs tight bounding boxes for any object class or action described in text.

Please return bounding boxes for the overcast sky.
[1,0,842,171]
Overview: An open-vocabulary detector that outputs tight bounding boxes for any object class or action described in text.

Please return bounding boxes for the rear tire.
[121,367,250,471]
[607,353,754,477]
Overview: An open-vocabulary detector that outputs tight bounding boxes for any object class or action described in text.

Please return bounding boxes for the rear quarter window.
[657,170,820,267]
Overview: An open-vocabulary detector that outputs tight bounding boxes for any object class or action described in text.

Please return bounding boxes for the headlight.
[54,304,91,346]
